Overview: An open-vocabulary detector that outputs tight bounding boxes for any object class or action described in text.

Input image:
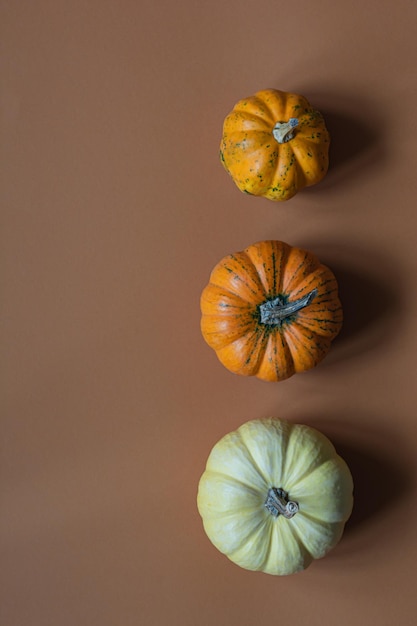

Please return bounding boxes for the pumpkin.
[200,240,342,382]
[220,88,330,201]
[197,417,353,575]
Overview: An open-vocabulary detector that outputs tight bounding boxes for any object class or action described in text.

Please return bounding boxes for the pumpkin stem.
[265,487,299,519]
[259,288,318,326]
[272,117,299,143]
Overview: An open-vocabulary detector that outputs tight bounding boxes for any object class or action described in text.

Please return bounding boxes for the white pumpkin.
[197,418,353,575]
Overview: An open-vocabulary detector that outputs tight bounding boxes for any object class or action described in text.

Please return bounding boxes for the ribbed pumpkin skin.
[220,89,330,201]
[197,418,353,576]
[200,240,342,382]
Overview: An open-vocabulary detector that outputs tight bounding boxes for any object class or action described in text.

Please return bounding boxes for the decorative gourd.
[200,240,342,382]
[197,418,353,575]
[220,88,330,201]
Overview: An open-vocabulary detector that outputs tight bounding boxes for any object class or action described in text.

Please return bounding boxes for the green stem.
[259,288,318,326]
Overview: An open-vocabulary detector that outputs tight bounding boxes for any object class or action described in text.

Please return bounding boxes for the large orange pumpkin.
[220,89,330,201]
[200,240,342,382]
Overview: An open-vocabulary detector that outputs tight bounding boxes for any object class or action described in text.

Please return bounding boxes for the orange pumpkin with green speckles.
[200,240,342,382]
[220,89,330,201]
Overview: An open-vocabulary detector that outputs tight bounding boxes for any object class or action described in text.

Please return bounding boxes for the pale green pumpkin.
[197,418,353,576]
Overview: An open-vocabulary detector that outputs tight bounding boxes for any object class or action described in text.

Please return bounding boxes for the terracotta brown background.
[2,1,417,624]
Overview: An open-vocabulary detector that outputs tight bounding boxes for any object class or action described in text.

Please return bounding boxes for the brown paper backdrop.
[2,1,417,624]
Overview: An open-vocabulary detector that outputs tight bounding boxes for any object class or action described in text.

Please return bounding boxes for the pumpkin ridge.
[203,507,266,524]
[209,256,265,302]
[202,285,256,310]
[243,241,291,297]
[225,143,278,194]
[290,140,328,184]
[298,304,341,314]
[297,132,327,146]
[294,316,341,338]
[255,331,295,382]
[203,312,254,324]
[239,419,292,486]
[266,518,313,575]
[288,271,335,299]
[295,323,331,356]
[288,462,329,493]
[277,331,295,379]
[283,516,315,565]
[256,519,274,572]
[297,314,342,328]
[289,456,349,491]
[286,142,306,190]
[227,516,271,561]
[296,305,342,319]
[237,248,277,297]
[296,129,324,142]
[223,130,275,150]
[291,292,336,311]
[285,248,310,286]
[216,326,267,375]
[297,109,329,136]
[203,469,264,495]
[262,334,280,381]
[282,513,322,569]
[256,88,292,125]
[224,112,272,131]
[295,509,344,530]
[282,250,318,293]
[286,453,340,494]
[201,317,256,351]
[236,426,273,486]
[313,293,339,304]
[269,142,298,197]
[265,333,284,382]
[268,241,289,296]
[251,92,281,125]
[240,327,269,373]
[297,314,341,324]
[283,324,325,371]
[271,247,278,295]
[235,94,276,125]
[227,253,266,297]
[290,513,345,561]
[203,285,256,308]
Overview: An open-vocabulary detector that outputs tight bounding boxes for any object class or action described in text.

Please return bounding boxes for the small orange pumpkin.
[220,89,330,201]
[200,240,342,382]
